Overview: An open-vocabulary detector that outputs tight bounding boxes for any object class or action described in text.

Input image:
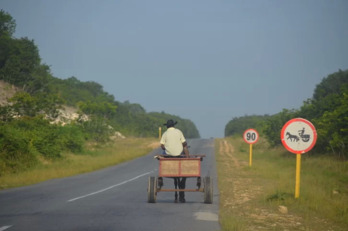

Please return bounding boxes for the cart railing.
[155,154,206,159]
[147,154,213,204]
[155,154,206,177]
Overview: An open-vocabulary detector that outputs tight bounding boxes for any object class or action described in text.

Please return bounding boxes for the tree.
[262,109,297,147]
[26,64,54,94]
[0,37,41,86]
[78,101,117,119]
[225,115,269,137]
[0,10,16,37]
[313,69,348,101]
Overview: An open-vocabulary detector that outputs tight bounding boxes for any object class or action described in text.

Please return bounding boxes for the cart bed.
[159,157,201,177]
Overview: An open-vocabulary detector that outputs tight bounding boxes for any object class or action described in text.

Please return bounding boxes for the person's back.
[160,127,186,156]
[160,119,188,157]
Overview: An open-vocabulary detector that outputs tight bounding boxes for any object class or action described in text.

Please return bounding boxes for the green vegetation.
[225,69,348,159]
[225,115,270,137]
[0,10,199,176]
[216,137,348,231]
[0,137,158,189]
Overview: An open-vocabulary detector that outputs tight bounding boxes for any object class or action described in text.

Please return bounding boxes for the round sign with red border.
[281,118,317,154]
[243,129,259,144]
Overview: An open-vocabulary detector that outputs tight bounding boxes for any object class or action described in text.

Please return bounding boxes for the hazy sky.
[2,0,348,138]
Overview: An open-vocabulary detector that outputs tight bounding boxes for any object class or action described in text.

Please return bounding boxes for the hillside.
[0,80,87,126]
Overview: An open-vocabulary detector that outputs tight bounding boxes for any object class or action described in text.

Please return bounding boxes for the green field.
[216,137,348,231]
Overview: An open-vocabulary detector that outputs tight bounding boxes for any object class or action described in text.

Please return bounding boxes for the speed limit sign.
[243,129,259,144]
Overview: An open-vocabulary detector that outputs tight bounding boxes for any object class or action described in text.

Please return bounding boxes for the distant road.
[0,139,220,231]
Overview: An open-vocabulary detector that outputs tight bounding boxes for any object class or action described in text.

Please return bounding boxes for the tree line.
[225,69,348,159]
[0,10,200,175]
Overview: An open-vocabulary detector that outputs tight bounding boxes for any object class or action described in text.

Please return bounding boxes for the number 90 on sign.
[243,129,259,144]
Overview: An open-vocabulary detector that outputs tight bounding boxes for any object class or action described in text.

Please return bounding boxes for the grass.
[216,136,348,231]
[0,137,158,189]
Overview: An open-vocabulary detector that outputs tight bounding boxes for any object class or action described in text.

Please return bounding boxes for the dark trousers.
[163,153,187,199]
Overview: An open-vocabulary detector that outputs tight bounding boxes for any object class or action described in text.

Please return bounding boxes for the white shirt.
[160,127,186,156]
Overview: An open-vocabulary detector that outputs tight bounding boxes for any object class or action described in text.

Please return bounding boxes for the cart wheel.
[203,176,213,204]
[147,176,157,203]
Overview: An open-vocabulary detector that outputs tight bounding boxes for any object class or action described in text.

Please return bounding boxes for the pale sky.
[1,0,348,138]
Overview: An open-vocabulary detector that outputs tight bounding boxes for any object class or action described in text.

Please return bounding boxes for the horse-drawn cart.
[147,155,213,204]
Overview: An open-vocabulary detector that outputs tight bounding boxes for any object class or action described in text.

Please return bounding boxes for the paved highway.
[0,139,219,231]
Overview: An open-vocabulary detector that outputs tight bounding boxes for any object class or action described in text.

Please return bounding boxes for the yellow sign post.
[249,143,253,167]
[295,153,301,198]
[159,127,162,140]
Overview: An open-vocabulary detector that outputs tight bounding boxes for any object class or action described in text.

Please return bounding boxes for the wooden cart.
[147,155,213,204]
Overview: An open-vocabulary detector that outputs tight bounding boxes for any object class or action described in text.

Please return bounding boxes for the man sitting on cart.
[160,119,189,202]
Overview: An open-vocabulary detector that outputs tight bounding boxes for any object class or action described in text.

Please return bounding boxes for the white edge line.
[68,171,154,202]
[0,226,12,231]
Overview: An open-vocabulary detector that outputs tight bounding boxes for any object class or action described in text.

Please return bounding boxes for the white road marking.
[194,212,219,221]
[0,226,12,231]
[68,171,154,202]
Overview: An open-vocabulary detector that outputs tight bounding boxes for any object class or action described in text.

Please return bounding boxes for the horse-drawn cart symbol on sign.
[286,128,311,143]
[281,118,317,154]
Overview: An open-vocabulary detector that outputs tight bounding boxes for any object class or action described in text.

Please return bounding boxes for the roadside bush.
[57,124,85,153]
[0,116,86,174]
[9,116,62,158]
[0,123,38,175]
[80,117,112,143]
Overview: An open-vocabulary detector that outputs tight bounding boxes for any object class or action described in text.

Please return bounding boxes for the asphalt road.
[0,139,220,231]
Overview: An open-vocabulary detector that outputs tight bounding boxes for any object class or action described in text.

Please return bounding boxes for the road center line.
[68,171,154,202]
[0,226,12,231]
